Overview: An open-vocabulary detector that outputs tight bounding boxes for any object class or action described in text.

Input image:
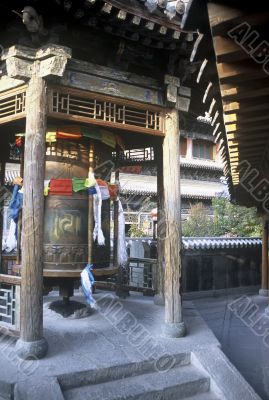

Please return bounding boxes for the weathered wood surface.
[61,70,164,107]
[0,162,5,273]
[261,219,268,291]
[155,142,165,300]
[113,156,120,268]
[68,59,160,90]
[0,274,21,285]
[163,108,182,324]
[20,75,46,342]
[1,44,71,62]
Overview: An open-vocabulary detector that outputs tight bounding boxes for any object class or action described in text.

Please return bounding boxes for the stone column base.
[162,322,186,338]
[15,337,48,360]
[259,288,269,297]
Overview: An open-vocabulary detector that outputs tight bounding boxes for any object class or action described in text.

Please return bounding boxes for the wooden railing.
[0,273,21,336]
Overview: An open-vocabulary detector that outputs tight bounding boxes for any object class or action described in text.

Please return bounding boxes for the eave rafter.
[207,2,269,196]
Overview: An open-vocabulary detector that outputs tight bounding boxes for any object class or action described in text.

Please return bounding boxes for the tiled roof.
[180,157,223,171]
[126,237,262,250]
[119,173,225,199]
[182,237,262,250]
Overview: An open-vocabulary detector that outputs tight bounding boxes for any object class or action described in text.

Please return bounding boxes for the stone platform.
[0,290,262,400]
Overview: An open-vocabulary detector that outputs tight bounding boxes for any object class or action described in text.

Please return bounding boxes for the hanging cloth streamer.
[2,219,17,253]
[118,200,128,267]
[8,185,23,225]
[96,179,110,200]
[50,179,73,196]
[81,263,96,307]
[93,184,105,246]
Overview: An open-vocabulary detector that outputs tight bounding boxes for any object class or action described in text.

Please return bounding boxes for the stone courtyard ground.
[192,289,269,400]
[0,289,263,399]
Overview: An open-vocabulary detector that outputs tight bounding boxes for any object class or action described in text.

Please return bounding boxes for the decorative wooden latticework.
[48,87,164,135]
[0,86,26,124]
[113,147,155,165]
[0,283,17,327]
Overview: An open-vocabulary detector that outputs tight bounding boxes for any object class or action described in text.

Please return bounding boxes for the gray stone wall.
[126,238,261,292]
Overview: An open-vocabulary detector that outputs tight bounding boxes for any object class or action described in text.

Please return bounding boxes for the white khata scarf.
[93,184,105,246]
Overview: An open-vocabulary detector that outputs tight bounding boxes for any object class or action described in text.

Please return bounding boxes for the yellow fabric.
[85,177,96,188]
[46,131,57,143]
[44,180,50,196]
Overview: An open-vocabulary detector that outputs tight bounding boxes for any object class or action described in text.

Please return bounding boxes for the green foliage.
[182,203,213,237]
[211,197,262,237]
[128,224,145,238]
[182,198,262,237]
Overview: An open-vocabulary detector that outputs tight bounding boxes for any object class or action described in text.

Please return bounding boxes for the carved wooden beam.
[1,44,71,81]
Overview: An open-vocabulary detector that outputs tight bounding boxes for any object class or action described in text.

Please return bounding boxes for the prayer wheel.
[43,139,111,294]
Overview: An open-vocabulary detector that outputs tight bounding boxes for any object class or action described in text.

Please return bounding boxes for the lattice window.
[46,139,83,162]
[0,283,17,326]
[113,147,155,164]
[124,212,139,224]
[50,89,163,133]
[127,258,156,290]
[0,88,26,123]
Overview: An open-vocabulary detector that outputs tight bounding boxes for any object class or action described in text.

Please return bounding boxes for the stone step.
[58,352,191,391]
[63,364,210,400]
[184,392,220,400]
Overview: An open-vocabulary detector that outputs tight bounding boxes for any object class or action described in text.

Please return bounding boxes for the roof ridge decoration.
[105,0,194,30]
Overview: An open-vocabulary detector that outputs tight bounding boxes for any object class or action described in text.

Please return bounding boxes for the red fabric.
[56,126,82,140]
[96,179,108,187]
[120,166,142,174]
[49,179,73,196]
[15,137,22,147]
[108,184,119,201]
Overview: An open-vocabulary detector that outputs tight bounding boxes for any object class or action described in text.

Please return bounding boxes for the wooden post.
[259,218,268,297]
[15,74,48,359]
[162,108,186,337]
[154,142,165,305]
[2,44,71,360]
[88,142,94,265]
[0,161,5,273]
[16,142,24,265]
[113,168,120,268]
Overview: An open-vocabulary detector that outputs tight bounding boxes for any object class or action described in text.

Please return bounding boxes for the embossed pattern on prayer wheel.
[43,139,111,278]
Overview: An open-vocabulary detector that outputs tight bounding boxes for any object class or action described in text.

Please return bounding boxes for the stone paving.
[192,290,269,400]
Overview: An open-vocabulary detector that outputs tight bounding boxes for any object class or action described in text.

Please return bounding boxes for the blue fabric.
[88,187,97,195]
[86,263,95,285]
[81,263,95,306]
[8,185,23,224]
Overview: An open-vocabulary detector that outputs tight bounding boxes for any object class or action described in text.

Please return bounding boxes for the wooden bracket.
[1,44,72,81]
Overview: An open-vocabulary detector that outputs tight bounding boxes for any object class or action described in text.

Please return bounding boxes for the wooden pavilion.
[184,1,269,300]
[0,0,201,359]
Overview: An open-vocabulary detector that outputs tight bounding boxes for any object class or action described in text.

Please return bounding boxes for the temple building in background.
[117,117,225,235]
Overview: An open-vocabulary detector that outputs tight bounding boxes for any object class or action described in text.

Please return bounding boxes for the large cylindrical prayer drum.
[43,139,111,282]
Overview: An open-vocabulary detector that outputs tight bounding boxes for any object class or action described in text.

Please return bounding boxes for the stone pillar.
[259,218,268,297]
[162,108,186,338]
[1,44,71,359]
